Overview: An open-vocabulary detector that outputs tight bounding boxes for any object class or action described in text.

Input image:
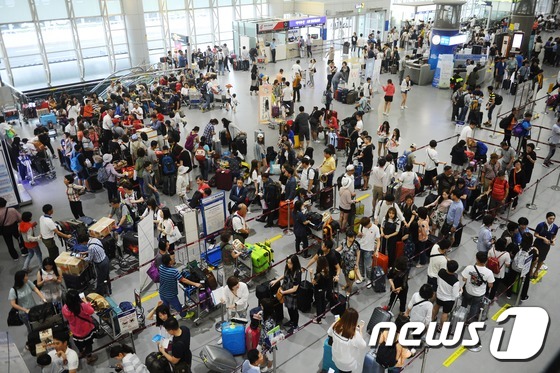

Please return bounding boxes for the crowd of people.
[1,16,559,372]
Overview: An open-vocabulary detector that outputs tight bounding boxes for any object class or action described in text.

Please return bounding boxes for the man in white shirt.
[48,331,80,373]
[64,118,77,136]
[424,140,447,190]
[461,251,495,322]
[373,193,405,226]
[382,155,396,191]
[102,108,115,153]
[299,157,315,193]
[427,239,451,290]
[40,203,72,260]
[459,121,476,144]
[232,204,249,243]
[405,284,434,327]
[356,216,381,287]
[131,101,144,121]
[433,259,461,327]
[357,33,366,57]
[282,82,294,110]
[291,60,302,80]
[341,165,356,195]
[362,77,373,100]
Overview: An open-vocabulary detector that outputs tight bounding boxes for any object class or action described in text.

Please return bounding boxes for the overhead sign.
[288,16,327,29]
[257,21,288,34]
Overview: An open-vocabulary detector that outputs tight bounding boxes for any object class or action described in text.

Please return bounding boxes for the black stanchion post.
[526,179,539,210]
[499,203,511,229]
[489,107,501,139]
[421,343,429,373]
[467,308,484,352]
[330,185,340,214]
[515,276,527,306]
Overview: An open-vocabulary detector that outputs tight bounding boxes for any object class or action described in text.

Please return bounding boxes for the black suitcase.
[367,306,393,336]
[319,188,334,210]
[297,273,314,312]
[256,284,271,300]
[87,173,103,191]
[371,266,386,293]
[102,235,117,259]
[219,130,230,146]
[145,352,173,373]
[171,213,184,233]
[63,264,95,291]
[502,79,511,90]
[234,136,248,155]
[306,211,323,230]
[346,90,358,105]
[510,82,518,95]
[330,291,347,315]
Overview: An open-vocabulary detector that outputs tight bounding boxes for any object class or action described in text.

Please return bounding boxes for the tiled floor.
[2,44,560,372]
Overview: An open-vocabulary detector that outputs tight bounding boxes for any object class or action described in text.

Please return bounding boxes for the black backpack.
[456,92,466,107]
[376,341,398,368]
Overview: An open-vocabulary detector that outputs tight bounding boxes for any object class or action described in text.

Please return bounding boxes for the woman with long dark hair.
[387,128,401,163]
[158,207,177,257]
[310,256,330,324]
[8,270,47,332]
[61,289,98,364]
[36,257,63,307]
[327,308,367,372]
[293,200,310,255]
[270,254,302,333]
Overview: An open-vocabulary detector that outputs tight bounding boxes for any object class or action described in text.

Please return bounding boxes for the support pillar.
[510,0,538,56]
[122,0,149,67]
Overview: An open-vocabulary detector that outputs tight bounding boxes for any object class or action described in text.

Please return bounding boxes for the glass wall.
[0,0,269,91]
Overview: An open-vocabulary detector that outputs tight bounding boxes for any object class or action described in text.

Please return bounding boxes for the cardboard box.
[88,217,115,238]
[136,127,158,143]
[55,252,87,276]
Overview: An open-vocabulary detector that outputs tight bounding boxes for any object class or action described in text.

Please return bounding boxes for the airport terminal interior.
[0,0,560,372]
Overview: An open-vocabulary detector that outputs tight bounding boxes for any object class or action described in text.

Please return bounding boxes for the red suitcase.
[272,106,280,118]
[337,135,347,150]
[216,169,233,191]
[330,110,338,119]
[277,200,294,228]
[373,251,389,273]
[334,90,339,101]
[245,325,260,351]
[395,240,404,259]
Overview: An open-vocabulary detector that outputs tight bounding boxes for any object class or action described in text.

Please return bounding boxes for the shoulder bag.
[7,287,23,326]
[76,313,107,339]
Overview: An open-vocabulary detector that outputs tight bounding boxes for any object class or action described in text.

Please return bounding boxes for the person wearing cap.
[405,143,425,169]
[176,166,190,202]
[130,133,147,164]
[518,111,533,152]
[254,132,267,168]
[101,153,124,202]
[339,174,357,231]
[64,118,77,137]
[342,165,356,195]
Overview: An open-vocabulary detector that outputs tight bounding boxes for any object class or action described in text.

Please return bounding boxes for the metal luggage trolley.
[19,151,56,186]
[180,262,218,326]
[188,91,203,109]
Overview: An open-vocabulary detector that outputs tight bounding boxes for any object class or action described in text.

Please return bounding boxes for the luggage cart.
[19,151,56,186]
[181,269,217,326]
[188,91,202,109]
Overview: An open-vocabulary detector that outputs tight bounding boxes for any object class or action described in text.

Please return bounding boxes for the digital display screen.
[512,33,523,49]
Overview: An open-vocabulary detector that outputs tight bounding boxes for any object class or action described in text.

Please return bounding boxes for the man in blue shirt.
[533,212,558,276]
[284,165,297,201]
[229,178,247,213]
[477,215,494,252]
[159,254,200,318]
[270,38,277,63]
[519,111,532,151]
[443,189,464,247]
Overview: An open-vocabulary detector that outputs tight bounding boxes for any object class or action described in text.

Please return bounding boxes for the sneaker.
[401,106,404,110]
[86,354,98,365]
[542,264,548,270]
[506,295,511,299]
[415,263,425,268]
[404,105,408,108]
[543,162,550,168]
[521,296,529,301]
[217,338,222,344]
[13,258,19,262]
[366,282,373,289]
[183,311,195,319]
[21,253,28,257]
[355,279,363,284]
[311,319,322,324]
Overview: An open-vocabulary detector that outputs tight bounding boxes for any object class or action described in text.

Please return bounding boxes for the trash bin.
[343,42,350,55]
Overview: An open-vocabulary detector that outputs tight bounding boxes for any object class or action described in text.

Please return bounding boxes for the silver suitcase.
[200,345,239,373]
[478,296,491,322]
[388,181,402,202]
[450,306,468,335]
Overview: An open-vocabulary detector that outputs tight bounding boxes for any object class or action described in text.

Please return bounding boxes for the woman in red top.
[326,111,339,131]
[382,79,396,116]
[62,289,98,364]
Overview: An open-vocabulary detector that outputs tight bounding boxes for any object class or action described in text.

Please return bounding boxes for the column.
[510,0,537,56]
[122,0,149,66]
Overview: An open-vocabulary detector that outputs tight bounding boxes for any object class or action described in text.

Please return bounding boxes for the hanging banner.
[433,54,454,88]
[257,21,288,34]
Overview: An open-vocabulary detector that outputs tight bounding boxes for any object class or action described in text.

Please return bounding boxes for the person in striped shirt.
[159,254,201,318]
[78,234,111,296]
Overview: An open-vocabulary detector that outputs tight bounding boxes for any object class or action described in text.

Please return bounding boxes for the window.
[0,1,31,23]
[142,0,159,12]
[72,0,101,17]
[2,24,40,59]
[49,60,80,85]
[12,65,47,91]
[41,21,74,53]
[194,9,212,35]
[106,0,121,15]
[84,56,110,79]
[76,18,105,48]
[218,7,233,32]
[36,0,68,20]
[194,0,209,8]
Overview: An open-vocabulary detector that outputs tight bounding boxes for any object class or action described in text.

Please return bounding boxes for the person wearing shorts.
[294,105,311,149]
[432,260,460,330]
[382,79,395,116]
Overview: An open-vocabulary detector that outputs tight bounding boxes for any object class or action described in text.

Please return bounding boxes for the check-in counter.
[404,61,435,86]
[286,42,300,59]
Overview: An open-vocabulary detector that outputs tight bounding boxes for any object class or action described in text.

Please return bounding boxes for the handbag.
[76,313,106,339]
[167,223,183,244]
[276,287,284,304]
[513,171,523,195]
[7,288,23,326]
[147,261,160,283]
[173,360,192,373]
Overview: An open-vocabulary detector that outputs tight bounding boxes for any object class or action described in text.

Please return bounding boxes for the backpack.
[224,214,240,232]
[307,167,319,193]
[499,116,510,130]
[161,155,176,175]
[97,164,110,184]
[376,341,398,368]
[494,94,503,105]
[185,134,196,151]
[396,151,411,171]
[70,153,83,173]
[512,122,525,137]
[456,92,466,107]
[195,146,206,162]
[511,249,530,272]
[470,98,479,111]
[486,248,505,274]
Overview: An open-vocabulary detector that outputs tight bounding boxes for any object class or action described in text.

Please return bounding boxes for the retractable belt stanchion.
[467,308,484,352]
[515,276,527,307]
[489,107,502,139]
[499,201,511,229]
[526,178,539,210]
[420,343,429,373]
[552,170,560,191]
[330,184,340,214]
